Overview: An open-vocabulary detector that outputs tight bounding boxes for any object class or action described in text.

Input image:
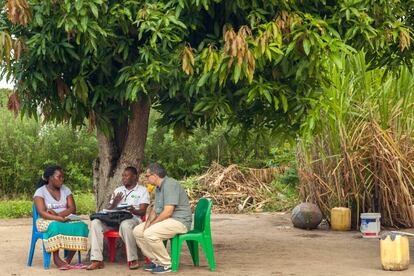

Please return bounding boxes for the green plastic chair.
[170,197,216,272]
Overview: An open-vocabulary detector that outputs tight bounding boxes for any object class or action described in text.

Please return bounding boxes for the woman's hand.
[34,197,69,222]
[56,216,68,222]
[47,209,58,216]
[48,209,67,219]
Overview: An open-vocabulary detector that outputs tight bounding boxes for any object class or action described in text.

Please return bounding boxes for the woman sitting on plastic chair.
[33,165,89,270]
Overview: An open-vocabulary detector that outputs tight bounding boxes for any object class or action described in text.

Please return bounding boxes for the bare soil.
[1,212,414,276]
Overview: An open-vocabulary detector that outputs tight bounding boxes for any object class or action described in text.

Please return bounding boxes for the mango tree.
[1,0,413,209]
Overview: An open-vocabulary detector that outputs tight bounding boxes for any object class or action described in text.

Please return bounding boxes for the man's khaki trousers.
[133,218,187,266]
[90,218,140,262]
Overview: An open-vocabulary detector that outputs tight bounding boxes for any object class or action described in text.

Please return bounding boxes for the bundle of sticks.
[186,162,286,213]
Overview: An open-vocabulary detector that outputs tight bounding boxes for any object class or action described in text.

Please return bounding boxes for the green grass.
[0,200,33,218]
[73,192,96,215]
[263,167,300,212]
[0,179,298,217]
[0,192,96,219]
[263,181,300,212]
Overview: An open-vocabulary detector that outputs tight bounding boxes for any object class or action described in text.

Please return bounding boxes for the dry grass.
[186,162,287,213]
[298,53,414,227]
[299,121,414,227]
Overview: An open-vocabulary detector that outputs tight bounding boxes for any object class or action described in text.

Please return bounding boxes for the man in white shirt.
[87,167,150,270]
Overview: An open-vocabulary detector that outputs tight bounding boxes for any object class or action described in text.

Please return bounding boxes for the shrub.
[0,200,32,218]
[0,89,98,197]
[73,192,96,214]
[0,192,96,218]
[1,88,296,200]
[145,112,288,178]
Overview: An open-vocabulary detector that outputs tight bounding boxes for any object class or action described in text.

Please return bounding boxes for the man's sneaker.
[144,262,157,272]
[151,265,172,274]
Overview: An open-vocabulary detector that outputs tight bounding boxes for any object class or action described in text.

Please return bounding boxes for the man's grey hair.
[147,163,167,178]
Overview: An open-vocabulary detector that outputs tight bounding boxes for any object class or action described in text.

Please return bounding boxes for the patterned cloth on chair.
[36,218,88,252]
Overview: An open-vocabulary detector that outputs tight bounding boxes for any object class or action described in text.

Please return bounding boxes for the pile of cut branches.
[186,162,287,213]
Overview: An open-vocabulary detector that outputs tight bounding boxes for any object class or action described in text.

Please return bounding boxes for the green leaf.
[262,90,272,103]
[34,72,46,84]
[193,101,206,112]
[197,73,210,87]
[303,39,311,56]
[233,63,241,83]
[273,96,279,110]
[75,0,83,12]
[81,17,88,32]
[247,88,257,103]
[74,77,89,104]
[331,55,342,69]
[280,94,288,113]
[285,42,296,55]
[35,14,43,26]
[265,47,272,61]
[90,3,99,18]
[168,16,187,30]
[66,48,80,60]
[91,91,100,107]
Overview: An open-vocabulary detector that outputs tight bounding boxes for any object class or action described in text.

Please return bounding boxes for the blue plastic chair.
[27,204,81,269]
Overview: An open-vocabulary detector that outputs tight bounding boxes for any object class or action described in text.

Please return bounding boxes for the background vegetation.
[0,192,95,218]
[2,1,414,222]
[298,52,414,227]
[145,112,289,178]
[0,88,98,197]
[0,88,298,217]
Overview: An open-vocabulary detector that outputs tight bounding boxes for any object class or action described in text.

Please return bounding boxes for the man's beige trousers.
[133,218,187,266]
[90,218,140,262]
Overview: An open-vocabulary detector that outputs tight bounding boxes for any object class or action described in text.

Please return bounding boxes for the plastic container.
[147,184,155,193]
[330,207,351,231]
[360,213,381,238]
[380,234,410,271]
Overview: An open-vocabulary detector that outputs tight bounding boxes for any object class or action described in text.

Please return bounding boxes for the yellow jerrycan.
[380,233,410,271]
[330,207,351,231]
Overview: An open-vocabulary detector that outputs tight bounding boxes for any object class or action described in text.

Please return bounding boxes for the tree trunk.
[93,97,150,210]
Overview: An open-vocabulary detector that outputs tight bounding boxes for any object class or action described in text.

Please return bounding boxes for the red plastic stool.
[104,230,121,262]
[103,216,150,264]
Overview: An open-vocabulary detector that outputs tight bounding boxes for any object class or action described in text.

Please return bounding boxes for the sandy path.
[0,213,413,276]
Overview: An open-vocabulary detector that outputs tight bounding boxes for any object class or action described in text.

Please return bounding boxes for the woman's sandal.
[69,263,88,269]
[58,264,72,271]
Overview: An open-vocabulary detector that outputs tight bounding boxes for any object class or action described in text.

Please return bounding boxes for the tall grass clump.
[298,52,414,227]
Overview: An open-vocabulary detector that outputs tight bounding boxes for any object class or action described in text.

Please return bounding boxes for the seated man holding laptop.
[87,166,150,270]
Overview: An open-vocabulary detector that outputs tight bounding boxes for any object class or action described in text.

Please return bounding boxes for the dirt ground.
[1,212,414,276]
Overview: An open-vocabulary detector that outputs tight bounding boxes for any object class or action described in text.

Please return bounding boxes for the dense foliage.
[0,88,98,196]
[144,112,285,178]
[0,192,95,218]
[1,0,413,137]
[1,88,293,196]
[2,1,413,215]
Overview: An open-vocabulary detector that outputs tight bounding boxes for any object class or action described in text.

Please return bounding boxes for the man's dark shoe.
[144,262,157,272]
[151,265,172,274]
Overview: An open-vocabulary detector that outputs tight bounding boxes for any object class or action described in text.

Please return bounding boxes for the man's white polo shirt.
[109,184,150,221]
